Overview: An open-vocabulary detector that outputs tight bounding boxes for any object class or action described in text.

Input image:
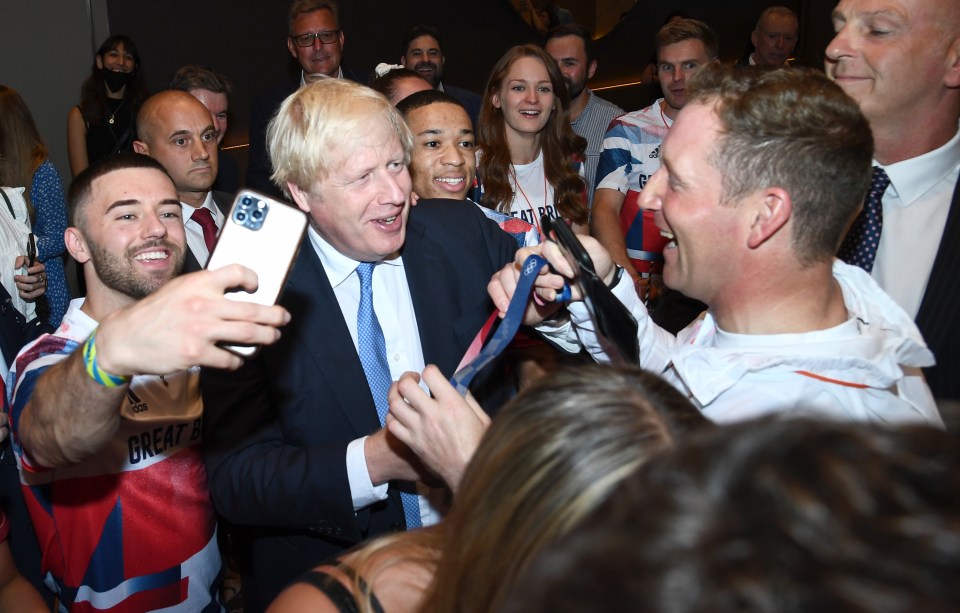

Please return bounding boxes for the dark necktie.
[191,207,219,253]
[838,166,891,273]
[355,262,422,529]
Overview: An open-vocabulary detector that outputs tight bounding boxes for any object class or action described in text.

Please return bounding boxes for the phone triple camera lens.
[233,193,269,230]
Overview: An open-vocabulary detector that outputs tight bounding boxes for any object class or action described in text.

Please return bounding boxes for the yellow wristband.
[82,331,130,388]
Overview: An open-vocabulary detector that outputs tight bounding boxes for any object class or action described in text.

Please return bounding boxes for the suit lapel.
[401,217,464,374]
[211,190,233,216]
[915,175,960,396]
[182,248,202,274]
[282,247,382,435]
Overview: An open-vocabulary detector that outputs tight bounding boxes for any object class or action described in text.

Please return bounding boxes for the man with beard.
[544,24,624,209]
[135,90,230,271]
[591,19,717,331]
[6,154,288,611]
[400,24,482,128]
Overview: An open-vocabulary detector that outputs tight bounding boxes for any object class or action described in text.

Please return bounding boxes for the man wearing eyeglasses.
[246,0,357,199]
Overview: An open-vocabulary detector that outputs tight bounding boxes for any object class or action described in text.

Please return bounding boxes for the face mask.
[102,67,134,93]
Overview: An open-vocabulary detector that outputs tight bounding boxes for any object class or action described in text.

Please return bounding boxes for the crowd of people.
[0,0,958,610]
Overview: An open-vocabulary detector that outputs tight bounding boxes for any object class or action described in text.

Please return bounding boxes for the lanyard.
[450,254,549,394]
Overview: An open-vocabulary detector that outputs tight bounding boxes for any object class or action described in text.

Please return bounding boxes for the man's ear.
[132,140,149,155]
[587,60,598,81]
[747,187,791,249]
[945,36,960,88]
[287,182,314,214]
[287,37,297,60]
[65,227,91,265]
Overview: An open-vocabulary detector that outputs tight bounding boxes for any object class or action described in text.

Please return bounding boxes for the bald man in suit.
[134,90,231,272]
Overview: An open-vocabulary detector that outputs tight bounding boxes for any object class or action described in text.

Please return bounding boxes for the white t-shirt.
[504,150,560,235]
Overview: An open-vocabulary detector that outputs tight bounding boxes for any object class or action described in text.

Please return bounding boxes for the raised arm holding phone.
[7,153,288,611]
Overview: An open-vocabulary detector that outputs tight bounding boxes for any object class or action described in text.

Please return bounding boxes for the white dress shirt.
[181,192,223,267]
[307,227,441,527]
[873,123,960,318]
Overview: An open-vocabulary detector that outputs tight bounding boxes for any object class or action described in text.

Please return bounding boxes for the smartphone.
[27,233,36,267]
[16,234,36,276]
[206,190,308,357]
[541,215,640,364]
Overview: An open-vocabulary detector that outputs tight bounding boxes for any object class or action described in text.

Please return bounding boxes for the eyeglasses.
[290,30,341,47]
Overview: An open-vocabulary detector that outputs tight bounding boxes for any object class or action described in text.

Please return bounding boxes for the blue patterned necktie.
[355,262,422,529]
[838,166,891,273]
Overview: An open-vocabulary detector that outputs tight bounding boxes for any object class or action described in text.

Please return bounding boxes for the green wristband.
[82,331,130,388]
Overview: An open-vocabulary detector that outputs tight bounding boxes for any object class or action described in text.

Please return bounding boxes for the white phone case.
[206,190,307,356]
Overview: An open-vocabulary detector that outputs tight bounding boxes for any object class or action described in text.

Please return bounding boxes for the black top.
[298,566,385,613]
[213,152,241,195]
[84,97,137,164]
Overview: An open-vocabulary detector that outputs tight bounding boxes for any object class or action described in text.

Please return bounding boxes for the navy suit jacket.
[245,78,299,200]
[915,176,960,400]
[201,199,517,608]
[182,190,232,274]
[443,83,482,130]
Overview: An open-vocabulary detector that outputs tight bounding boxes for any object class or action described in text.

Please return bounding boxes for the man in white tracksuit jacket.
[491,63,942,427]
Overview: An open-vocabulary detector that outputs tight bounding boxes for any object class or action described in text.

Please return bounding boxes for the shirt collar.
[181,191,219,223]
[881,121,960,206]
[299,66,344,87]
[570,90,595,128]
[306,226,402,290]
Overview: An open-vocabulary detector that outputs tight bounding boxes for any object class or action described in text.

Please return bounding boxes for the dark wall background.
[0,0,110,181]
[106,0,838,170]
[107,0,536,150]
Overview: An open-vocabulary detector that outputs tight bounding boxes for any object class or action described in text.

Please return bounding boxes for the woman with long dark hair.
[66,35,148,177]
[478,44,588,237]
[0,85,70,327]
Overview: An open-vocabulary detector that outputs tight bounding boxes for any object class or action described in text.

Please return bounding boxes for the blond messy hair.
[267,78,413,197]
